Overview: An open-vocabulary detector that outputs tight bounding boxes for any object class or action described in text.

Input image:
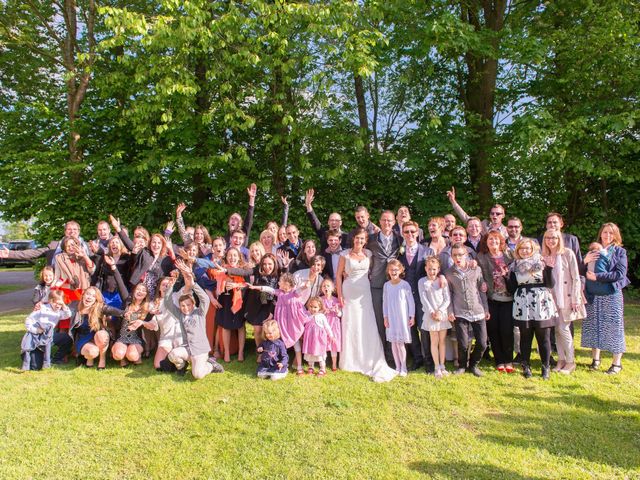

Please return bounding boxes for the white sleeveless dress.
[339,251,397,382]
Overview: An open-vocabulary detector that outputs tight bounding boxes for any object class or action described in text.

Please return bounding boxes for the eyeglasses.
[403,230,417,234]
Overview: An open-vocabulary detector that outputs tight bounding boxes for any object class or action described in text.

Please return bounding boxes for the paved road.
[0,270,36,314]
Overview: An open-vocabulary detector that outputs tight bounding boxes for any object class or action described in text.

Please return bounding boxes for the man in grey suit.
[367,210,402,368]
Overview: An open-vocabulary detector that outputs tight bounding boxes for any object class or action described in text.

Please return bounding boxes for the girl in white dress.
[336,228,397,382]
[418,256,452,378]
[383,260,415,376]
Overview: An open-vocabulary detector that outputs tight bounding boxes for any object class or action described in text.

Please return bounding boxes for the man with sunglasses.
[446,186,508,238]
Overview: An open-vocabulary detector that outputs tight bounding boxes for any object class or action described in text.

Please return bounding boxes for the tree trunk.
[354,74,370,154]
[460,0,506,212]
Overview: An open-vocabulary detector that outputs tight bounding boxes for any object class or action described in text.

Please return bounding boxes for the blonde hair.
[425,256,440,269]
[514,238,539,259]
[249,241,266,264]
[542,229,565,256]
[263,319,280,339]
[39,266,55,284]
[82,287,107,332]
[260,230,276,246]
[386,259,405,278]
[48,290,65,304]
[307,296,324,312]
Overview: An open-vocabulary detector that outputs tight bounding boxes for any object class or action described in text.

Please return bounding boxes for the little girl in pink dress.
[320,279,342,371]
[302,297,335,376]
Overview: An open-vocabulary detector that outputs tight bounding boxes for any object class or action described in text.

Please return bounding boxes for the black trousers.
[371,287,395,368]
[519,325,551,367]
[454,318,487,369]
[408,293,427,368]
[487,300,514,365]
[52,331,73,362]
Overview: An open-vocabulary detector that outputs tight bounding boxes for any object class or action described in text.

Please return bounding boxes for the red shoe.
[497,365,506,373]
[505,365,515,374]
[331,367,338,372]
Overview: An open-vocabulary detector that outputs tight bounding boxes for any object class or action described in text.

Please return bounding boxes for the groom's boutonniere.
[398,245,405,256]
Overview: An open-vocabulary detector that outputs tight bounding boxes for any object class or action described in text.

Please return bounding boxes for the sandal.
[296,369,305,376]
[317,369,326,377]
[589,359,601,371]
[605,364,622,375]
[331,367,338,372]
[307,367,315,375]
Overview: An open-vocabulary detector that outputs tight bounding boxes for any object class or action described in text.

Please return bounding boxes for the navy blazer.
[398,244,434,295]
[590,246,630,298]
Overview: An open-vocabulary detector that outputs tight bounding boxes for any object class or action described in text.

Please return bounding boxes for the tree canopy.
[1,0,638,280]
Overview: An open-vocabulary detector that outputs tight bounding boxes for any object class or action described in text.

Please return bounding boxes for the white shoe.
[399,370,408,377]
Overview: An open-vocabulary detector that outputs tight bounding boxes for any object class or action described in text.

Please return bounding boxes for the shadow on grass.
[481,392,640,470]
[409,460,547,480]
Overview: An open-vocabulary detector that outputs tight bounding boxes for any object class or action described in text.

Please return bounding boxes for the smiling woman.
[581,223,631,375]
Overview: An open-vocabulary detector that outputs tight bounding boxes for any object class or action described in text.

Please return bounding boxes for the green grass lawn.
[1,307,638,480]
[0,284,27,294]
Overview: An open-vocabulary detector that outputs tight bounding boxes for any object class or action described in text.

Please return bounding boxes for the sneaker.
[207,357,224,373]
[399,370,407,377]
[469,366,483,377]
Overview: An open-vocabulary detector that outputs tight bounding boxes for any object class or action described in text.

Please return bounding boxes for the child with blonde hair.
[302,297,335,376]
[383,259,415,377]
[256,319,289,380]
[418,257,452,378]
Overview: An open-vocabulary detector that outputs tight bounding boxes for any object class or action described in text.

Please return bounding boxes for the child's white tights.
[391,342,406,373]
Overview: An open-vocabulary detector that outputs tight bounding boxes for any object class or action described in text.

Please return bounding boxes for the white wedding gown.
[339,251,397,382]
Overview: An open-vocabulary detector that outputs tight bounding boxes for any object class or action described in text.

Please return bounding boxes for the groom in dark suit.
[367,210,403,368]
[398,221,435,373]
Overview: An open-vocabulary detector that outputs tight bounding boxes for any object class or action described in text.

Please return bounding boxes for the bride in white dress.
[336,229,397,382]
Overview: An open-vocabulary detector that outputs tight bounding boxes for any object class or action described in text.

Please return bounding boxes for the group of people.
[5,184,630,382]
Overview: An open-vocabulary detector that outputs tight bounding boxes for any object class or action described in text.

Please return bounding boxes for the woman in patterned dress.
[581,223,630,374]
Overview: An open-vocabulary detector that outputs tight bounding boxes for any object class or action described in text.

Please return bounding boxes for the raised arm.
[304,188,325,239]
[243,183,257,244]
[446,186,471,224]
[110,214,135,252]
[175,203,193,244]
[0,245,50,261]
[281,196,289,227]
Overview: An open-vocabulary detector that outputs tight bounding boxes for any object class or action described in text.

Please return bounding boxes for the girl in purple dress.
[302,297,335,376]
[248,272,309,375]
[321,279,342,371]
